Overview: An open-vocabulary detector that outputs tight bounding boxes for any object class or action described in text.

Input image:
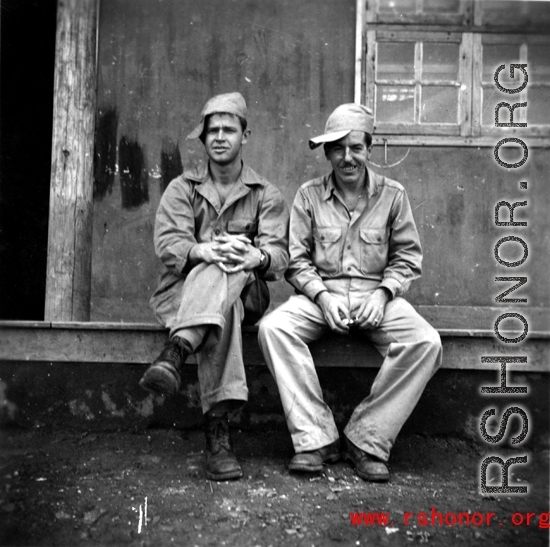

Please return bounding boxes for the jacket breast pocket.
[227,219,258,237]
[312,226,342,275]
[359,227,389,275]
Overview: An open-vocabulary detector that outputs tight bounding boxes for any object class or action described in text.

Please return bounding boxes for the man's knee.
[424,325,442,352]
[420,325,443,373]
[258,309,280,342]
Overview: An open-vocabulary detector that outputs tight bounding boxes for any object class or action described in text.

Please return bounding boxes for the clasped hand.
[200,234,261,273]
[317,288,389,335]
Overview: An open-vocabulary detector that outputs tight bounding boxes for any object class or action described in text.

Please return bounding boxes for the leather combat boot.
[288,439,340,473]
[342,436,390,482]
[139,337,188,396]
[204,412,243,481]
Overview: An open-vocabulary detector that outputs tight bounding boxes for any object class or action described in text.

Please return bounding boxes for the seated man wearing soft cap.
[258,103,441,482]
[140,92,289,481]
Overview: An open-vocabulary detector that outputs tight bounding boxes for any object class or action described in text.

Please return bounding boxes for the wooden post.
[45,0,98,321]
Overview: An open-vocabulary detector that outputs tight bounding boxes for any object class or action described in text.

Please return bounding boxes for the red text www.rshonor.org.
[349,507,550,528]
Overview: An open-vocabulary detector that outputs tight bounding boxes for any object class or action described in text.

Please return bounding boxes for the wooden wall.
[369,145,550,325]
[91,0,356,320]
[91,0,549,332]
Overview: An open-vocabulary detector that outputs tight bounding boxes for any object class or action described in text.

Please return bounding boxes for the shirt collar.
[184,161,266,187]
[323,166,380,200]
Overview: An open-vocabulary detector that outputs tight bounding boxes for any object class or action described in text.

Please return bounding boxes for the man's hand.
[191,234,262,273]
[355,288,390,329]
[316,291,350,335]
[189,240,233,267]
[214,234,262,273]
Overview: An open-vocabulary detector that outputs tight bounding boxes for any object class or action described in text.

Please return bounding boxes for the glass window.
[371,34,462,133]
[378,0,415,14]
[482,44,521,84]
[421,87,458,123]
[364,1,550,143]
[423,43,459,81]
[376,85,415,122]
[527,87,550,125]
[482,88,525,126]
[377,43,415,80]
[529,44,550,82]
[423,0,461,13]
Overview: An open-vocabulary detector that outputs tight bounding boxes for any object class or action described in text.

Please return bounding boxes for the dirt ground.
[0,426,548,547]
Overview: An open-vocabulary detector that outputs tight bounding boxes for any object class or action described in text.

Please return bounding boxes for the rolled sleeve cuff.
[301,279,328,302]
[261,246,287,281]
[165,241,194,274]
[379,276,404,299]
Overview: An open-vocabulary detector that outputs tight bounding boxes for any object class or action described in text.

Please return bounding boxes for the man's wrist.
[376,286,392,301]
[256,249,270,273]
[189,244,203,263]
[314,290,329,305]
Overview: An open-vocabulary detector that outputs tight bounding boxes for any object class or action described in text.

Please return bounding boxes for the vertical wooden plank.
[45,0,98,321]
[414,41,422,125]
[365,30,377,114]
[459,32,474,137]
[470,33,483,137]
[354,0,365,103]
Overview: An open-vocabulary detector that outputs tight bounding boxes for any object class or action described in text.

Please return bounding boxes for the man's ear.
[241,129,251,145]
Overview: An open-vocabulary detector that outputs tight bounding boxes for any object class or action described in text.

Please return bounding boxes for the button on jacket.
[151,162,290,308]
[285,167,422,301]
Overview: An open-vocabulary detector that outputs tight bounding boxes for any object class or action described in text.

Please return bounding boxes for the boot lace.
[206,414,232,454]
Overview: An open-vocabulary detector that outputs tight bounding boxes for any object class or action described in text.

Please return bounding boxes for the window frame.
[366,30,472,137]
[474,33,550,139]
[357,0,550,147]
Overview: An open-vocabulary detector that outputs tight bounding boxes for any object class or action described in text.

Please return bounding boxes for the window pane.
[483,44,521,83]
[480,0,550,28]
[377,43,415,80]
[420,86,458,123]
[481,87,527,126]
[376,85,415,123]
[423,43,459,81]
[529,45,550,83]
[528,87,550,125]
[423,0,460,13]
[378,0,415,13]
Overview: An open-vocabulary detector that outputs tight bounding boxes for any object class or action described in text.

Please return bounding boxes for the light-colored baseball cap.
[309,103,374,149]
[187,92,247,140]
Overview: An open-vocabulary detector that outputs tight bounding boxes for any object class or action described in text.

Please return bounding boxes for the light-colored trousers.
[258,280,442,462]
[152,262,253,414]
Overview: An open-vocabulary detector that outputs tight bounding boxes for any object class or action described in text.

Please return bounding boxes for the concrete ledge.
[1,308,548,434]
[0,318,548,370]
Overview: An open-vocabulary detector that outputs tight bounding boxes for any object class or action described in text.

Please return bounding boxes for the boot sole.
[288,453,340,473]
[342,451,390,482]
[206,468,244,481]
[139,364,179,396]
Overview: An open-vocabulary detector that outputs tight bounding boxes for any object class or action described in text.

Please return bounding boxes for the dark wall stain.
[160,137,183,193]
[94,107,118,201]
[118,136,149,209]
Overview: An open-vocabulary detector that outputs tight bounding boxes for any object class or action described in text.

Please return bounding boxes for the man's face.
[203,113,249,165]
[326,130,371,187]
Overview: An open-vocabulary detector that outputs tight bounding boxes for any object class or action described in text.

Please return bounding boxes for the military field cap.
[309,103,374,149]
[187,92,247,140]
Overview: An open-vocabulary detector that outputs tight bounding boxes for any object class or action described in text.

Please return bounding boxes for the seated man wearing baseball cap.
[258,103,441,482]
[140,92,289,481]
